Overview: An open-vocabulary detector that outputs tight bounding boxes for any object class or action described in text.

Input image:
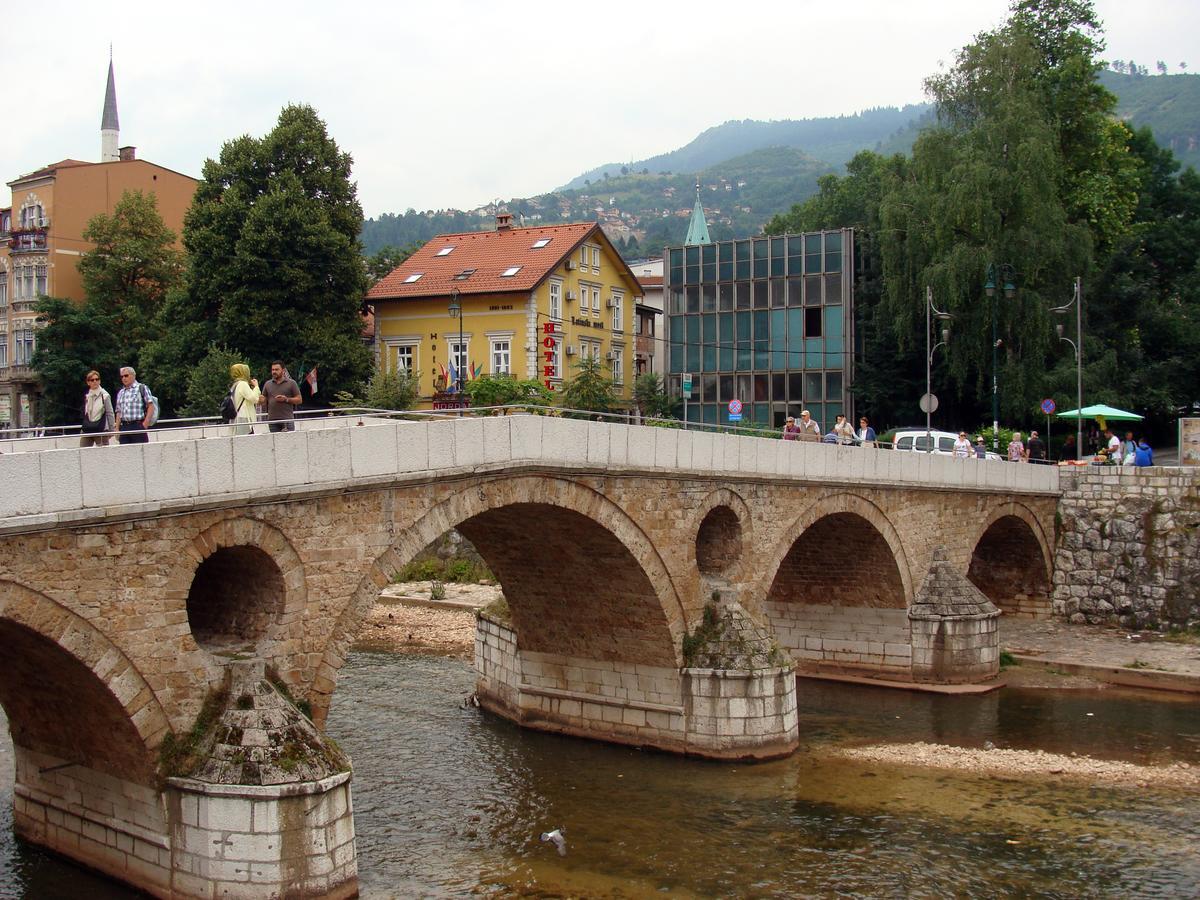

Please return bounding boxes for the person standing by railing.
[797,409,821,442]
[114,366,156,445]
[261,361,302,433]
[229,364,261,435]
[79,370,114,448]
[857,417,877,448]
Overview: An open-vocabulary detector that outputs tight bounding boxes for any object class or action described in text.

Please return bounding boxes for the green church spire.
[684,180,711,246]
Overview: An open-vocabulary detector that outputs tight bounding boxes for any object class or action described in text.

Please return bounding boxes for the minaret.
[101,55,119,162]
[684,179,711,246]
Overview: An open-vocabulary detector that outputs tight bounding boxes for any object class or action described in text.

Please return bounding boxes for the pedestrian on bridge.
[832,413,855,445]
[797,409,821,442]
[115,367,156,445]
[781,416,800,440]
[1007,431,1026,463]
[228,364,261,436]
[79,370,114,448]
[260,361,302,433]
[857,416,877,448]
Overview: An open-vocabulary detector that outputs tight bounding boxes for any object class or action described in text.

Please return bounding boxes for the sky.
[2,0,1196,218]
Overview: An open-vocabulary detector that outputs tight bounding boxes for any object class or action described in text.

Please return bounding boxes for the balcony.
[9,228,48,253]
[0,365,37,383]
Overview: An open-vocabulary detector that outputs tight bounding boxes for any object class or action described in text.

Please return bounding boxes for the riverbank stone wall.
[1054,468,1200,627]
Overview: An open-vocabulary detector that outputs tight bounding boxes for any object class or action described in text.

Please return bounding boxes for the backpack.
[141,383,160,427]
[219,388,238,423]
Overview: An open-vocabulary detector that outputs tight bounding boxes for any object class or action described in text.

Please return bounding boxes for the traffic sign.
[681,373,693,399]
[728,399,743,415]
[728,414,742,422]
[919,392,939,414]
[1041,398,1057,415]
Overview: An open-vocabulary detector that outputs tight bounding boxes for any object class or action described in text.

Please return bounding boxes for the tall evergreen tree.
[144,104,371,411]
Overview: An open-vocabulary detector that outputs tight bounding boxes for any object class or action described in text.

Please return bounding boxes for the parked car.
[889,428,1003,461]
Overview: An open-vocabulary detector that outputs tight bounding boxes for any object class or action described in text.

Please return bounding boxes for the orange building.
[0,60,197,428]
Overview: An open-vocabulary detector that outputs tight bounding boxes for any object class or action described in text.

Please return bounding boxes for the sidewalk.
[1001,617,1200,693]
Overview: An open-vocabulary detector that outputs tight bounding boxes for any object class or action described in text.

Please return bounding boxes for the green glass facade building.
[665,228,855,428]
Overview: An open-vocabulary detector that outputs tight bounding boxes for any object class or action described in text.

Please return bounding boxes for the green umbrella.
[1056,404,1144,431]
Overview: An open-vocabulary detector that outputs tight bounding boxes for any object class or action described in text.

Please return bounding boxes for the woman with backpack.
[228,364,261,435]
[79,370,115,448]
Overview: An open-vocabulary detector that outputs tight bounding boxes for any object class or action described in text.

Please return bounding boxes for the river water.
[2,651,1198,897]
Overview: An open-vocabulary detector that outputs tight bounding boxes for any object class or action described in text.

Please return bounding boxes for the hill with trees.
[361,59,1197,263]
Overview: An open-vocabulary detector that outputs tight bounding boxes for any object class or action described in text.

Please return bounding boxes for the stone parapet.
[0,416,1060,529]
[475,613,797,760]
[1054,468,1200,626]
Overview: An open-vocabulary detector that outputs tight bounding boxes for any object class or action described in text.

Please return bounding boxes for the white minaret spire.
[101,51,120,162]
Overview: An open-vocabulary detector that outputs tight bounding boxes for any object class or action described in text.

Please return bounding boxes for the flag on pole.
[305,366,318,396]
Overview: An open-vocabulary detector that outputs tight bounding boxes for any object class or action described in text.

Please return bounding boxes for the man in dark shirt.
[260,361,301,432]
[1026,430,1047,463]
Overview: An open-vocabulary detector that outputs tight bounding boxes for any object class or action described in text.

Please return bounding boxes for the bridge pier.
[475,606,798,761]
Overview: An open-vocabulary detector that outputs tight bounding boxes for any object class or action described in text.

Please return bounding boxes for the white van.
[891,429,1002,461]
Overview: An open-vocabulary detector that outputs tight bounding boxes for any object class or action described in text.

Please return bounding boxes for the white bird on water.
[540,827,567,856]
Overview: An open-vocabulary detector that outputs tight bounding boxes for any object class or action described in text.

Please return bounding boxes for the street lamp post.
[1052,276,1084,461]
[984,263,1016,450]
[925,285,951,450]
[447,288,464,394]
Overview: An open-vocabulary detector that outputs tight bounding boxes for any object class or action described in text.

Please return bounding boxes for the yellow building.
[368,215,643,408]
[0,60,197,427]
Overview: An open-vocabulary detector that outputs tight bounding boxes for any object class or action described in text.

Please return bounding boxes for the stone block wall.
[680,668,797,757]
[1054,468,1200,626]
[909,616,999,683]
[166,773,357,900]
[13,747,172,895]
[475,613,797,760]
[763,602,912,677]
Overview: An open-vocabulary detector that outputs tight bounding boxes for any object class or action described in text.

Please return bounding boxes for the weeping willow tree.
[878,0,1138,423]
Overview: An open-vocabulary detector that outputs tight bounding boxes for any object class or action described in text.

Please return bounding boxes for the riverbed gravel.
[837,742,1200,790]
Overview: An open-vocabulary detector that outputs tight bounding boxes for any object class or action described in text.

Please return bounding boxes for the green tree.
[632,372,678,419]
[558,356,616,415]
[877,0,1132,424]
[465,374,553,409]
[332,368,420,411]
[32,298,122,425]
[181,346,246,418]
[33,190,182,424]
[77,189,183,350]
[146,104,371,412]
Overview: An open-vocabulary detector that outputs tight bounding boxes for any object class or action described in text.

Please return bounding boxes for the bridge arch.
[167,517,308,661]
[0,580,169,782]
[757,492,913,607]
[968,501,1053,617]
[313,475,687,723]
[691,488,753,582]
[757,494,913,676]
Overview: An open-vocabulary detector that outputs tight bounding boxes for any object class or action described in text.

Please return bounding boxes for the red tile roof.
[368,222,609,300]
[638,275,663,287]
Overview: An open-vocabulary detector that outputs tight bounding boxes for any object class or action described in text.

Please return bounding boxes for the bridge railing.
[0,408,1062,525]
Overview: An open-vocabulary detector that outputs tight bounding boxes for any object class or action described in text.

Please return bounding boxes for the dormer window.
[532,238,552,249]
[501,266,522,277]
[436,246,455,256]
[403,272,424,283]
[454,268,476,281]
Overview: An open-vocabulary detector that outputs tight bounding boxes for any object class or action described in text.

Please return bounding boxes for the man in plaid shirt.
[114,366,156,445]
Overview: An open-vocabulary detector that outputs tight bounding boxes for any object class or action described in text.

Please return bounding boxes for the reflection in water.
[0,652,1198,897]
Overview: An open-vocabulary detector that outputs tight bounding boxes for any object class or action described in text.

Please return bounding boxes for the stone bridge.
[0,415,1059,897]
